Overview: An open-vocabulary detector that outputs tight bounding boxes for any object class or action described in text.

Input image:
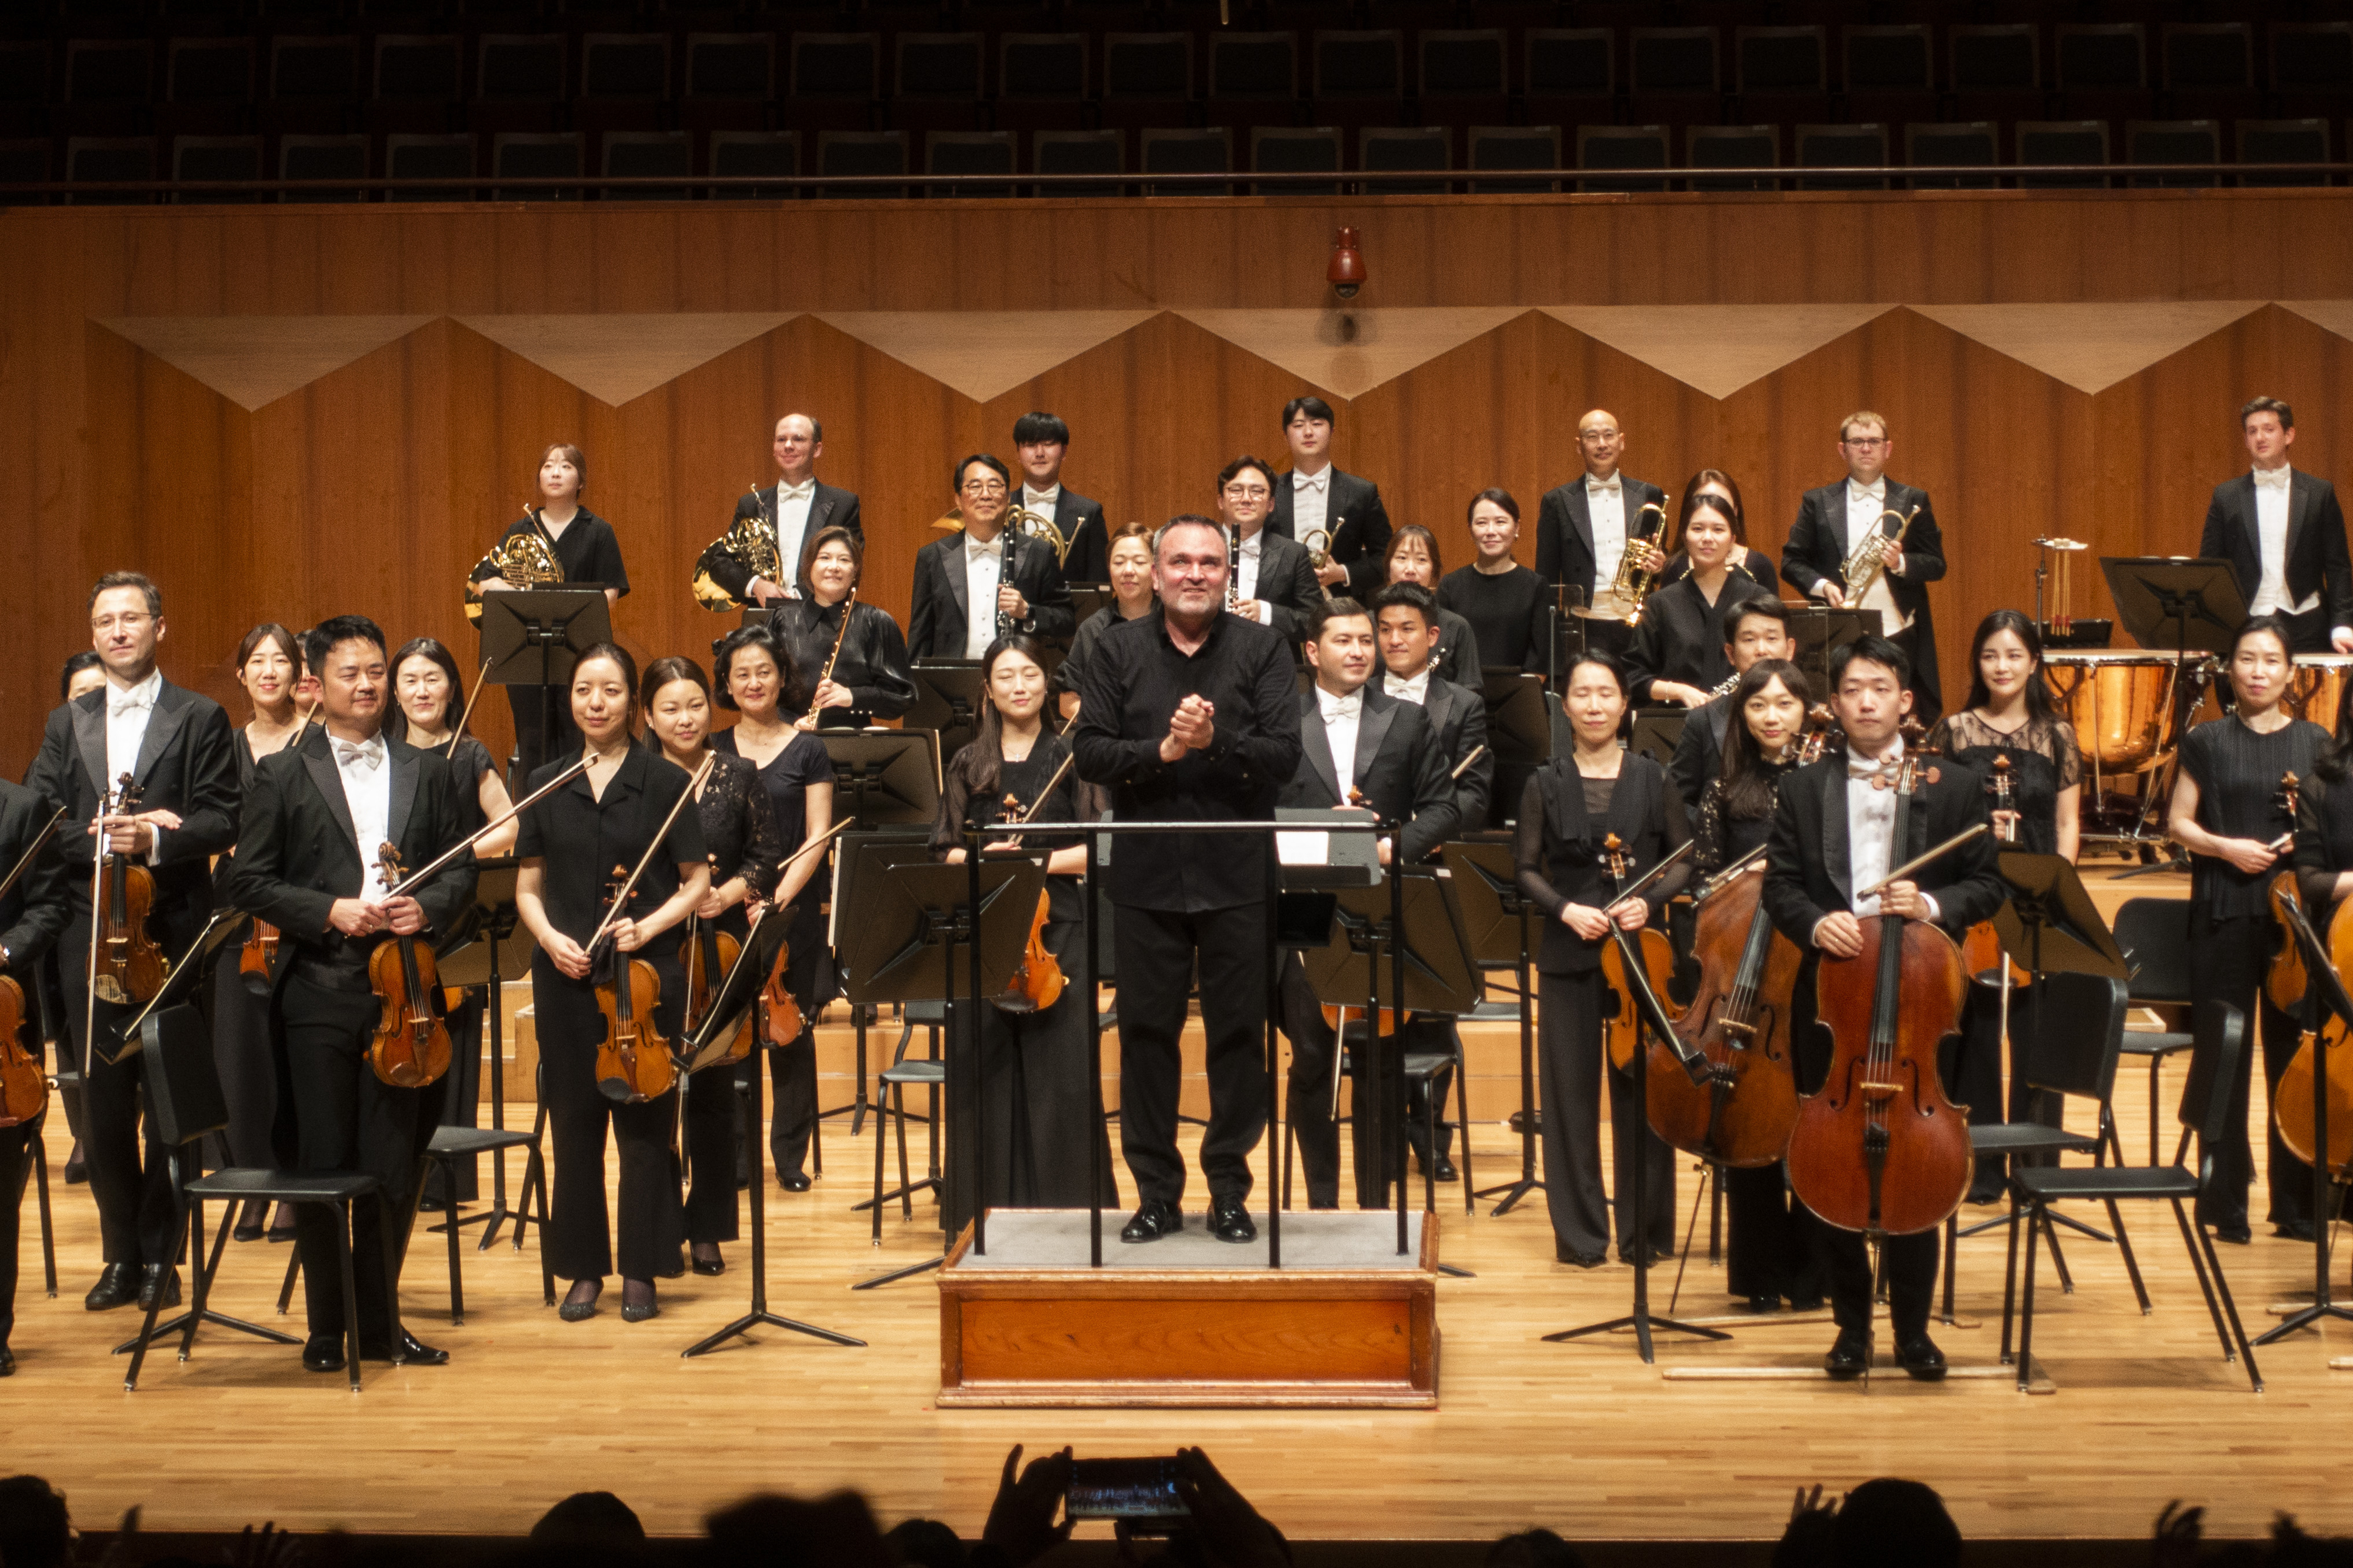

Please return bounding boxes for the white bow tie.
[1385,671,1428,699]
[2255,466,2292,491]
[1322,692,1362,720]
[1851,481,1886,502]
[108,689,154,718]
[779,481,816,502]
[1848,753,1902,785]
[1586,476,1621,495]
[1295,471,1328,492]
[967,536,1003,560]
[335,737,386,772]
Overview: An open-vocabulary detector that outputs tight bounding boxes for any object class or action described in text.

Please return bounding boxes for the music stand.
[1545,585,1587,688]
[678,914,865,1357]
[1276,806,1381,890]
[839,848,1042,1288]
[819,731,940,829]
[1785,604,1881,697]
[906,660,988,765]
[1630,711,1688,773]
[2104,558,2246,873]
[1483,670,1552,829]
[2254,894,2353,1345]
[102,912,242,1063]
[428,858,535,1247]
[1068,585,1114,626]
[1445,840,1545,1217]
[478,589,611,780]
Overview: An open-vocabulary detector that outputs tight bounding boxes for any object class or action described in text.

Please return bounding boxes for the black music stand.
[678,914,865,1357]
[1785,604,1881,697]
[906,660,988,766]
[818,730,940,829]
[1068,585,1114,625]
[427,857,535,1248]
[1545,586,1587,688]
[1629,711,1688,773]
[2102,557,2246,876]
[1445,840,1546,1217]
[1482,669,1552,829]
[839,848,1041,1288]
[2255,895,2353,1345]
[478,588,611,780]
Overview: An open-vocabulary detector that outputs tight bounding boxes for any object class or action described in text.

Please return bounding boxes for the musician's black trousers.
[1725,1163,1825,1304]
[275,976,433,1345]
[59,922,176,1268]
[1535,970,1675,1261]
[207,944,279,1175]
[2187,909,2316,1233]
[1946,975,2057,1201]
[682,1060,741,1245]
[1112,901,1269,1207]
[1278,958,1385,1209]
[0,1116,31,1347]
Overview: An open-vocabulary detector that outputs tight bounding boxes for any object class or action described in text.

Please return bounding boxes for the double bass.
[1786,721,1978,1240]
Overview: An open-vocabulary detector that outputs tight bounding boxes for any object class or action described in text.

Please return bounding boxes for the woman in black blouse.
[766,525,916,729]
[1692,658,1823,1312]
[1625,492,1774,709]
[515,642,709,1325]
[389,636,519,1212]
[1658,469,1779,595]
[470,443,630,776]
[1928,610,2083,1204]
[647,656,783,1275]
[1378,525,1481,688]
[1514,650,1689,1266]
[934,636,1115,1209]
[1437,488,1549,676]
[711,625,836,1192]
[2168,614,2330,1242]
[1055,521,1157,724]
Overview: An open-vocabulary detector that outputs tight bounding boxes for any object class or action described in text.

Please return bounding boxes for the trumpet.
[464,510,565,624]
[1842,503,1920,603]
[1301,525,1335,602]
[1579,499,1672,627]
[691,487,786,613]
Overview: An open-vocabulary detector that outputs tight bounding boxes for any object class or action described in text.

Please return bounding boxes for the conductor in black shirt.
[909,455,1076,660]
[1074,516,1305,1245]
[1016,412,1114,586]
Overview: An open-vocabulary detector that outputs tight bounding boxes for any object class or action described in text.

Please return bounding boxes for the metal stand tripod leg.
[1475,947,1545,1217]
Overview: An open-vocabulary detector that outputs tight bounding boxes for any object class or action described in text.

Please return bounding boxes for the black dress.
[712,725,836,1182]
[2181,713,2331,1234]
[932,733,1115,1210]
[765,596,916,720]
[681,751,784,1243]
[474,509,630,776]
[1623,573,1774,708]
[1053,603,1151,700]
[516,746,704,1283]
[1437,563,1550,675]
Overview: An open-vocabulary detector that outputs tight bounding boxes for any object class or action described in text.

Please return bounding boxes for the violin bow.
[1855,822,1991,900]
[445,654,496,760]
[383,752,593,902]
[762,817,857,914]
[585,753,719,952]
[0,805,65,908]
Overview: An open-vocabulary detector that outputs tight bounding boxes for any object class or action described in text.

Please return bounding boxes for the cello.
[0,806,65,1129]
[366,843,454,1088]
[2273,873,2353,1179]
[1785,721,1979,1241]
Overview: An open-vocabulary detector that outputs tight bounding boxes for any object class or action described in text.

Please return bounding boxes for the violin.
[1798,703,1843,766]
[91,772,167,1008]
[0,808,62,1128]
[1961,755,2028,985]
[1594,834,1710,1086]
[2267,771,2309,1013]
[366,843,454,1088]
[593,867,679,1104]
[682,855,751,1069]
[995,750,1076,1016]
[2275,890,2353,1179]
[760,915,804,1049]
[1786,719,1975,1240]
[241,708,317,994]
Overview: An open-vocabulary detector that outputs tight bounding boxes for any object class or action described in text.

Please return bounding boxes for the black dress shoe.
[63,1141,86,1185]
[1557,1246,1607,1269]
[2274,1219,2318,1243]
[558,1281,602,1322]
[1432,1156,1459,1183]
[1209,1196,1257,1244]
[137,1266,180,1312]
[620,1280,659,1323]
[302,1334,346,1373]
[232,1200,268,1244]
[84,1263,139,1312]
[779,1172,812,1193]
[360,1329,448,1366]
[1745,1294,1782,1314]
[1119,1200,1183,1243]
[1824,1327,1870,1380]
[0,1346,14,1377]
[1787,1295,1825,1313]
[2215,1224,2253,1245]
[1895,1333,1948,1380]
[691,1246,726,1276]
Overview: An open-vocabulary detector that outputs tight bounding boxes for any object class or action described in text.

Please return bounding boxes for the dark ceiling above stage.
[2,2,2349,198]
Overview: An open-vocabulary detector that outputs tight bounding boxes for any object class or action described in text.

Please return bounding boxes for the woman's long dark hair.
[1719,660,1812,821]
[1959,609,2055,723]
[1679,471,1748,542]
[946,636,1052,803]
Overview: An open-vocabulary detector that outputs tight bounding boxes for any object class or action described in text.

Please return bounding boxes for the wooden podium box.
[936,1210,1440,1409]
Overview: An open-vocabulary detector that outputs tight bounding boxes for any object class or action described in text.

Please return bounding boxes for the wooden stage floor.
[9,869,2351,1548]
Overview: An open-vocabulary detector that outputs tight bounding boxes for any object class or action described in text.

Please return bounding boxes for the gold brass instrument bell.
[691,487,788,613]
[1573,498,1672,628]
[931,503,1071,565]
[1842,503,1921,603]
[463,509,566,624]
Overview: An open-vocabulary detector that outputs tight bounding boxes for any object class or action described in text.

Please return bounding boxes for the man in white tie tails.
[1265,395,1394,597]
[1217,455,1324,645]
[227,615,479,1374]
[715,413,865,608]
[1780,411,1949,725]
[908,455,1075,659]
[1535,409,1669,663]
[2199,395,2353,655]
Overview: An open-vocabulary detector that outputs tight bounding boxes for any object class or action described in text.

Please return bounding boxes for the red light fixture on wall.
[1327,225,1365,300]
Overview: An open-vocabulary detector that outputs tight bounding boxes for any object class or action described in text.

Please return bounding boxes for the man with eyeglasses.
[1218,455,1324,646]
[1781,410,1948,725]
[28,572,241,1316]
[1266,396,1392,596]
[1535,409,1669,661]
[909,453,1075,659]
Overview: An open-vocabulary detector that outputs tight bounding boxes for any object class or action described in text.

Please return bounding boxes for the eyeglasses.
[1842,436,1888,449]
[1223,484,1271,500]
[960,480,1009,497]
[92,612,153,632]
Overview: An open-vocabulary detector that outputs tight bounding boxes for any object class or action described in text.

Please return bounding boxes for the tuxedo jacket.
[0,778,69,980]
[1667,693,1735,813]
[1414,675,1492,832]
[1279,685,1457,863]
[2198,470,2353,636]
[225,726,479,990]
[1248,531,1327,646]
[1781,479,1947,716]
[703,480,864,599]
[1761,753,2004,952]
[906,529,1076,659]
[28,676,241,950]
[1041,488,1115,585]
[1533,475,1669,603]
[1267,468,1393,597]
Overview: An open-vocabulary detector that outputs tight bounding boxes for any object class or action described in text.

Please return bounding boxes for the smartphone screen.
[1065,1457,1185,1531]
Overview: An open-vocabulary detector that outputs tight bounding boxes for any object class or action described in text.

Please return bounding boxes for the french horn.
[464,511,565,624]
[692,488,788,613]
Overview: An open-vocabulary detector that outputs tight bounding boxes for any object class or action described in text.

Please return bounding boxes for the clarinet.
[1227,523,1241,611]
[996,528,1018,640]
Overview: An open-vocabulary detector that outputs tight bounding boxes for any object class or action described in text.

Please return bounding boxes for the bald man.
[699,413,866,608]
[1534,409,1668,663]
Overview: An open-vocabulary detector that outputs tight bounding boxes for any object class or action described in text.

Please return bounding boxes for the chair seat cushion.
[2018,1165,2197,1200]
[2118,1031,2192,1056]
[185,1167,381,1202]
[903,1000,947,1025]
[883,1061,945,1085]
[1969,1123,2098,1156]
[427,1126,537,1156]
[1465,1000,1521,1020]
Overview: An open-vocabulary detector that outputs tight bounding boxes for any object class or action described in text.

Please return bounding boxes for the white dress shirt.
[1236,529,1272,624]
[1832,742,1938,929]
[2248,463,2319,619]
[1292,466,1331,545]
[1316,685,1362,800]
[1383,668,1431,705]
[1842,478,1913,632]
[1022,481,1061,522]
[1585,473,1629,592]
[104,669,166,864]
[963,532,1005,659]
[332,733,394,900]
[772,478,817,593]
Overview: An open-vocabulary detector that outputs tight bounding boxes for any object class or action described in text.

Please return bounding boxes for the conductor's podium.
[936,1209,1439,1408]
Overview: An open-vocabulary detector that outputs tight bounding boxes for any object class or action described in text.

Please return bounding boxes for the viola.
[681,858,751,1069]
[91,772,167,1008]
[594,868,679,1104]
[2267,772,2309,1013]
[760,915,803,1050]
[1786,720,1975,1239]
[1594,833,1715,1092]
[2274,889,2353,1179]
[1960,755,2027,985]
[995,755,1076,1017]
[366,843,454,1088]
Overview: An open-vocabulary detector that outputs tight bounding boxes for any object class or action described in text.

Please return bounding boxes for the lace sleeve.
[2049,719,2082,792]
[1694,780,1728,878]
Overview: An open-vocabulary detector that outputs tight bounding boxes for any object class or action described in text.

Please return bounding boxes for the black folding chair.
[2112,898,2199,1164]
